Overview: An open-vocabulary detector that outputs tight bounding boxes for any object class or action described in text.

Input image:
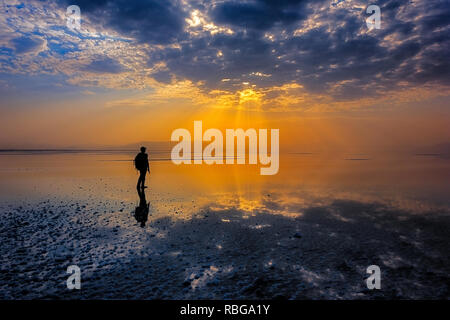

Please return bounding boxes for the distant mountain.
[0,141,174,152]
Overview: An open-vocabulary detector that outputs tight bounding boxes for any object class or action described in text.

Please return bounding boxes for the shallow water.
[0,151,449,299]
[0,151,448,215]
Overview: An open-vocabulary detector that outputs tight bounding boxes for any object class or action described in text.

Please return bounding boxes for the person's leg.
[137,171,144,189]
[141,171,146,188]
[136,175,141,190]
[137,170,146,189]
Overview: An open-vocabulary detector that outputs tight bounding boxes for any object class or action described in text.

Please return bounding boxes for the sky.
[0,0,449,152]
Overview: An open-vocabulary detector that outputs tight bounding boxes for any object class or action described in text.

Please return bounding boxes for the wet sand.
[0,152,449,299]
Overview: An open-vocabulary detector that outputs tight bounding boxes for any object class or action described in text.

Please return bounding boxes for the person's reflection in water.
[134,188,149,227]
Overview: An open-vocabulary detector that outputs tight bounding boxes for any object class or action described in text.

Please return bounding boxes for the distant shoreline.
[0,149,171,153]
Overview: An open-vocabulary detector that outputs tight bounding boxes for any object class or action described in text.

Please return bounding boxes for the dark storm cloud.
[211,0,311,31]
[58,0,187,44]
[55,0,450,99]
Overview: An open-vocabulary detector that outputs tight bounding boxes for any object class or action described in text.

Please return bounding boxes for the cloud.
[0,0,449,106]
[57,0,187,44]
[138,0,450,101]
[81,56,127,74]
[10,36,47,55]
[211,0,311,31]
[151,70,173,84]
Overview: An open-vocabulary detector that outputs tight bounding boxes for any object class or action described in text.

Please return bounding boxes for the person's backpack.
[134,153,147,170]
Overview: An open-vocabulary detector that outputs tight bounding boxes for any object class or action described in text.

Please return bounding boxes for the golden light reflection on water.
[0,152,448,220]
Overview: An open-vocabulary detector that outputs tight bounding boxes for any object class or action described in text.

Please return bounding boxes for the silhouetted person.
[134,188,149,227]
[134,146,150,190]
